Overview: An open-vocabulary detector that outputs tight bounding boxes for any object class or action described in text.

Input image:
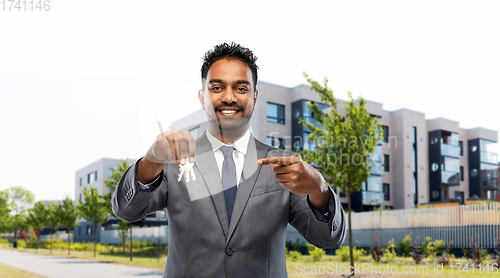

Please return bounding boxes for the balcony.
[369,164,383,175]
[442,170,460,185]
[481,175,499,190]
[441,143,460,158]
[481,151,498,164]
[362,191,384,205]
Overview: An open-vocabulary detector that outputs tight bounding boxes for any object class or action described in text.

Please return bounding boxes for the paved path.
[0,249,163,278]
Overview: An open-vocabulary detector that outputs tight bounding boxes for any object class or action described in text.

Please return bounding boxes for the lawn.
[2,245,499,277]
[0,263,47,278]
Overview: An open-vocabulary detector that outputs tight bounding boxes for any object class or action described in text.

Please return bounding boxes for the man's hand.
[257,156,330,214]
[138,128,196,184]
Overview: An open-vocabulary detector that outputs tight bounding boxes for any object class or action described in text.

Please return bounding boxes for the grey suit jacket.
[112,132,346,278]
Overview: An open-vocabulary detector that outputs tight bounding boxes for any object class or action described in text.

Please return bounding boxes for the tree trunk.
[68,228,71,255]
[130,223,133,261]
[50,228,53,254]
[14,231,17,249]
[122,236,125,253]
[36,237,38,252]
[347,191,354,276]
[93,225,97,258]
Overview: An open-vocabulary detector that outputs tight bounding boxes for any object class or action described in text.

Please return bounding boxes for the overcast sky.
[1,0,499,201]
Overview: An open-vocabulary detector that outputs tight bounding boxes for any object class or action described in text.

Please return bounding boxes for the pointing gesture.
[258,155,331,213]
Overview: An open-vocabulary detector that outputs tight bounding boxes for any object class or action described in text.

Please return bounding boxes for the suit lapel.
[194,132,229,238]
[226,136,268,243]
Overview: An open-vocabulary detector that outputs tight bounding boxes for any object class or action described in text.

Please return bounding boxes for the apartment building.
[74,158,167,242]
[170,81,499,211]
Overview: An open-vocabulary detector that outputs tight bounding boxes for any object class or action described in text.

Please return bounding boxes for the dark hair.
[201,42,259,88]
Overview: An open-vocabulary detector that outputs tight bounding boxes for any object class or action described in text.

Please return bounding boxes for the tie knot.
[220,146,234,158]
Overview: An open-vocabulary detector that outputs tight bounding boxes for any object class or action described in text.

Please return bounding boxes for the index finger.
[257,156,300,166]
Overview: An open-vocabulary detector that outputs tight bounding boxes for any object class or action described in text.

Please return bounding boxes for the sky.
[0,0,499,201]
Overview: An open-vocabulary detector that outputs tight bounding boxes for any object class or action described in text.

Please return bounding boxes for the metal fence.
[344,203,500,248]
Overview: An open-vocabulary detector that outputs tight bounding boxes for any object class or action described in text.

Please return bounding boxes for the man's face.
[199,58,258,134]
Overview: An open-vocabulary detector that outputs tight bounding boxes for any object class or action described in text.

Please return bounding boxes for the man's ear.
[198,89,205,110]
[253,89,259,106]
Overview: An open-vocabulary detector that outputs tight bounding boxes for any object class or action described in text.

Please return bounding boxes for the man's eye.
[236,87,249,92]
[211,86,222,91]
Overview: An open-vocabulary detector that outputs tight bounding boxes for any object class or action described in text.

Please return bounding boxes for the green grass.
[2,245,499,277]
[0,263,47,278]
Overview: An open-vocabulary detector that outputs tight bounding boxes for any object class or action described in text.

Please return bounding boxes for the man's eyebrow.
[208,79,223,84]
[234,80,250,86]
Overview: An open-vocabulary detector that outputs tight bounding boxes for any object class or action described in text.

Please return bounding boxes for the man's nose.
[221,88,236,103]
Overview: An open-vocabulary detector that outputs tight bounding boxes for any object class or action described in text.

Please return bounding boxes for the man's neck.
[208,126,248,145]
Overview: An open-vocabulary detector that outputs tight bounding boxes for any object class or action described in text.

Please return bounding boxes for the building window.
[78,226,81,236]
[108,168,114,179]
[267,136,285,150]
[460,166,464,181]
[267,103,285,124]
[383,183,390,201]
[94,171,97,181]
[79,194,82,202]
[338,188,345,198]
[382,126,389,143]
[384,155,390,172]
[459,141,463,156]
[87,225,91,235]
[79,177,82,187]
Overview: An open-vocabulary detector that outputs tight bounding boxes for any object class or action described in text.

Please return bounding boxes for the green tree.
[26,201,48,251]
[103,160,131,216]
[46,203,61,254]
[77,186,109,257]
[3,186,35,245]
[299,73,383,271]
[57,197,79,255]
[0,191,10,233]
[118,220,130,253]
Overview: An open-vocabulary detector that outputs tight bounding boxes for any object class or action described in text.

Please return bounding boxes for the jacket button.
[226,248,233,256]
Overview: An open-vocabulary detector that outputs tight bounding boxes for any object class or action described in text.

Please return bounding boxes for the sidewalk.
[0,249,163,278]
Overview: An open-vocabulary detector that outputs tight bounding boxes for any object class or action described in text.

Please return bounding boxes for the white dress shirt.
[205,128,251,187]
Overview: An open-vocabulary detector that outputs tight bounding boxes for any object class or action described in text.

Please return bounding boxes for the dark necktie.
[221,146,237,223]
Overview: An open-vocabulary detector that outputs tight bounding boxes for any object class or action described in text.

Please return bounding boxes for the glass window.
[266,136,274,146]
[95,171,98,181]
[277,138,285,150]
[384,155,390,172]
[383,183,390,201]
[267,103,285,124]
[382,126,389,143]
[338,188,345,198]
[459,141,463,156]
[79,177,82,187]
[460,166,464,181]
[108,168,114,179]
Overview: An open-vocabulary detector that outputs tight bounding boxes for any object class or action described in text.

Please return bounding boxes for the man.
[112,42,346,277]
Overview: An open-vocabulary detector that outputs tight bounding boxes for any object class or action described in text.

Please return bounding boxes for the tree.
[299,73,383,273]
[0,191,10,233]
[117,220,129,253]
[46,203,61,254]
[3,186,35,245]
[26,201,48,251]
[103,160,131,216]
[77,186,109,257]
[57,197,79,255]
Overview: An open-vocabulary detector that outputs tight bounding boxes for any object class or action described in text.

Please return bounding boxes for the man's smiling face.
[199,58,258,135]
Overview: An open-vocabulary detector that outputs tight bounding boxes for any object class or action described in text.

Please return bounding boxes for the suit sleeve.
[288,186,346,249]
[111,157,168,223]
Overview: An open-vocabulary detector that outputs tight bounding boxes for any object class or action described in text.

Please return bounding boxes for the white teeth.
[221,110,237,114]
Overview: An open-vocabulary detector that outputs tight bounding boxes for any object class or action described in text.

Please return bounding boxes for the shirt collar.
[205,128,251,156]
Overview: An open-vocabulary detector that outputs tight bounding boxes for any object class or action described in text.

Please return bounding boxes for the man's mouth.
[217,108,240,116]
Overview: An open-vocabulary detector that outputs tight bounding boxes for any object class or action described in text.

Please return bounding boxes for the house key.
[177,161,196,182]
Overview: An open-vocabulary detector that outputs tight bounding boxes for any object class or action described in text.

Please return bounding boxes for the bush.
[288,251,301,262]
[307,243,325,262]
[335,246,365,262]
[419,237,433,258]
[384,239,397,262]
[433,239,445,256]
[0,238,10,244]
[397,235,412,257]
